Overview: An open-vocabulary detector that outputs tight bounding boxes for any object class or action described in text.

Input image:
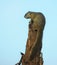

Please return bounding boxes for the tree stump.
[21,20,43,65]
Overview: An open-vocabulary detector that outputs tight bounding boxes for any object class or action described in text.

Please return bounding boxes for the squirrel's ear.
[28,11,31,14]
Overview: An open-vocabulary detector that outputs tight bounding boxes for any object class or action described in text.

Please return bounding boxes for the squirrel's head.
[24,11,36,20]
[24,11,32,19]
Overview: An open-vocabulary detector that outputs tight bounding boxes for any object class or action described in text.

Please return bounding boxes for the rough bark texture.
[21,21,43,65]
[22,52,43,65]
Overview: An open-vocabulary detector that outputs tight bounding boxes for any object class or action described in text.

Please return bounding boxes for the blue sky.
[0,0,57,65]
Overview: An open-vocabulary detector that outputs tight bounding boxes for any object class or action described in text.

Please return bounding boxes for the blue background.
[0,0,57,65]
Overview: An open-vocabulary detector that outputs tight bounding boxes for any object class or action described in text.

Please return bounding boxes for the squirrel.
[24,11,45,30]
[24,11,46,61]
